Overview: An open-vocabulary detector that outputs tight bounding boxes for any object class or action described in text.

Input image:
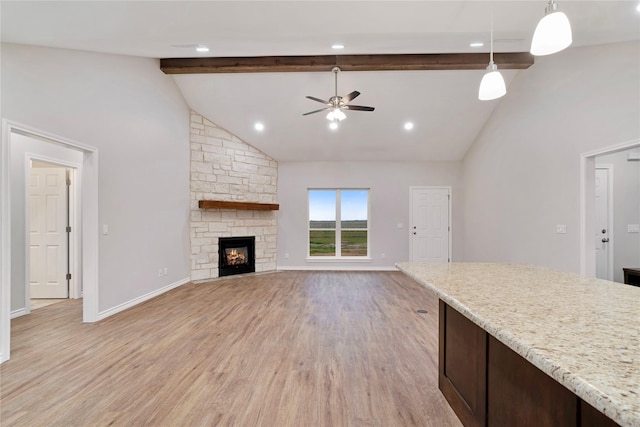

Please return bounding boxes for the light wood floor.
[1,271,461,426]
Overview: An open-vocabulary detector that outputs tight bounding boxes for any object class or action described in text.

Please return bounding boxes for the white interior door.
[411,187,450,263]
[30,167,69,298]
[595,167,612,280]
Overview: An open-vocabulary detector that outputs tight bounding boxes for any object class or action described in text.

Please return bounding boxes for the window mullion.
[336,190,341,257]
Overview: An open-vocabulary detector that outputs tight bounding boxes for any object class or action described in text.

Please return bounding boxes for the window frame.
[307,188,371,261]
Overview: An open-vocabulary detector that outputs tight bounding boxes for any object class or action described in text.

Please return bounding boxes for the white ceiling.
[2,1,639,161]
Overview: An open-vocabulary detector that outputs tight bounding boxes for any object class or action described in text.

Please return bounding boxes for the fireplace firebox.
[218,236,255,277]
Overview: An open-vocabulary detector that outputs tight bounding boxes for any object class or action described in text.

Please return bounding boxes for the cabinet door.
[439,301,487,427]
[487,336,577,426]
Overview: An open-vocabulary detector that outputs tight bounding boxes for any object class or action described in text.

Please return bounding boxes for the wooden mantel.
[198,200,279,211]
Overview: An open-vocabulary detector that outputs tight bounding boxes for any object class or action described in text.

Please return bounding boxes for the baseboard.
[10,308,27,319]
[277,265,398,271]
[97,277,190,321]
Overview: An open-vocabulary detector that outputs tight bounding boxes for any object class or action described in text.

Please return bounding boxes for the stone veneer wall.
[190,111,278,281]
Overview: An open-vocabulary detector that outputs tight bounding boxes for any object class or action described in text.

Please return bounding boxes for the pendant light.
[530,0,572,56]
[478,14,506,101]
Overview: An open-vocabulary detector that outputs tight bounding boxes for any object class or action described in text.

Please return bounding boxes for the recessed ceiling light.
[404,122,414,131]
[331,44,345,50]
[470,42,484,48]
[329,122,339,130]
[196,45,210,53]
[637,2,640,12]
[254,122,265,131]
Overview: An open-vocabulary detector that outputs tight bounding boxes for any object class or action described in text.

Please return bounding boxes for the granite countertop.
[395,262,640,427]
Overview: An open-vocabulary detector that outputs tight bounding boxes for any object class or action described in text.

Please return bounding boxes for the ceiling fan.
[303,67,375,122]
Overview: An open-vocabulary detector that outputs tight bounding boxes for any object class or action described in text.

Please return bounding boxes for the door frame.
[1,120,99,364]
[24,156,81,310]
[580,138,639,277]
[409,186,452,263]
[594,165,614,281]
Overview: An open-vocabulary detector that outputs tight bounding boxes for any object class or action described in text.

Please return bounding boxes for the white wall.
[277,161,462,269]
[2,44,191,313]
[596,148,640,283]
[462,41,640,273]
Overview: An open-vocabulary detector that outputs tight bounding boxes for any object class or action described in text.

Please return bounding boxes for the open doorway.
[581,140,640,282]
[1,121,99,363]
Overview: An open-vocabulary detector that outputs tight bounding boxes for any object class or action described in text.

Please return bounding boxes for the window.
[309,189,369,258]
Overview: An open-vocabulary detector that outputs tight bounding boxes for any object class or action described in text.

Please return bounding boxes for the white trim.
[1,120,99,364]
[595,165,614,281]
[580,138,640,276]
[278,265,398,271]
[1,122,11,363]
[97,278,190,320]
[10,308,27,319]
[306,256,372,263]
[409,186,453,263]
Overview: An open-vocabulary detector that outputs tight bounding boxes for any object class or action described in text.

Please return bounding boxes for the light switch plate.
[628,224,640,233]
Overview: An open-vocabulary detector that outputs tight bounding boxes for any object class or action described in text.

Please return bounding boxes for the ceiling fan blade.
[342,91,361,103]
[306,95,329,104]
[302,107,330,116]
[344,105,375,112]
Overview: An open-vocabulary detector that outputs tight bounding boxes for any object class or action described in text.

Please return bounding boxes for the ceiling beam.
[160,53,534,74]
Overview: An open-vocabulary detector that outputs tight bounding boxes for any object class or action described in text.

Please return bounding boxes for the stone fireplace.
[189,111,278,281]
[218,236,255,277]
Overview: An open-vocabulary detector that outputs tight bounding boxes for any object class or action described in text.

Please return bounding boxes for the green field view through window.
[309,189,368,257]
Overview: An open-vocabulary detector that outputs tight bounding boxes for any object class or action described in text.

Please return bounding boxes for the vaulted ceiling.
[2,1,638,161]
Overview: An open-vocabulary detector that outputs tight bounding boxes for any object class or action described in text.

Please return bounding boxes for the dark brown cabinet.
[438,300,620,427]
[623,267,640,287]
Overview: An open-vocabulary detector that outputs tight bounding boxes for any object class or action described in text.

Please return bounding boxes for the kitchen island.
[396,262,639,427]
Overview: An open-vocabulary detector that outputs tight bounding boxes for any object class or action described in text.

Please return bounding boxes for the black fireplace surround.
[218,236,255,277]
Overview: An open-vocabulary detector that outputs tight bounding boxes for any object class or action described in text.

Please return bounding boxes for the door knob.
[602,238,610,243]
[413,232,417,235]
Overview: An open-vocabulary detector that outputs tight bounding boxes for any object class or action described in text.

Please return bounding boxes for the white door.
[30,167,69,298]
[411,187,450,262]
[595,167,612,280]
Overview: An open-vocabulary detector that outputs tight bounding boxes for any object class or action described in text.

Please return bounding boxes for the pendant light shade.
[530,0,572,56]
[478,14,506,101]
[479,62,506,101]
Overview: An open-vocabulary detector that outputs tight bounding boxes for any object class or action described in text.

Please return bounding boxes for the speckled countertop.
[396,262,640,427]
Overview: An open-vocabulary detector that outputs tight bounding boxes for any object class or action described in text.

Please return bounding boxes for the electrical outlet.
[164,267,168,276]
[556,224,567,234]
[284,252,289,259]
[381,253,386,259]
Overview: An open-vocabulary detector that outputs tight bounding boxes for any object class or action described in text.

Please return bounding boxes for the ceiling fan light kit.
[530,0,573,56]
[303,67,375,123]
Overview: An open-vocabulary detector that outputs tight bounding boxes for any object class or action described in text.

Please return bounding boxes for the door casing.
[580,139,639,277]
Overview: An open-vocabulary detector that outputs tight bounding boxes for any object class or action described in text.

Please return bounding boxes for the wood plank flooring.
[1,271,461,426]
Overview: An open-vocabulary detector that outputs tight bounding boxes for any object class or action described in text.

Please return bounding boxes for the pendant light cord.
[490,13,494,64]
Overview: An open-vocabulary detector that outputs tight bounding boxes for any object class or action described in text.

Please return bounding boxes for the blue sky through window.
[309,189,368,221]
